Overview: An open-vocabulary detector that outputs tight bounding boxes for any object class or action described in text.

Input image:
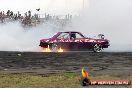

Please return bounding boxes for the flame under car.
[39,31,110,52]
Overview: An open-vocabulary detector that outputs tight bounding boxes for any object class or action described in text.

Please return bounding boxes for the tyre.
[51,43,59,52]
[93,44,103,52]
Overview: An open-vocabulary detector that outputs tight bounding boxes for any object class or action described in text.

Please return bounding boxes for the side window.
[76,33,84,38]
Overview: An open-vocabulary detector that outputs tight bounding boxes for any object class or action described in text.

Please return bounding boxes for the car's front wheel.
[93,44,103,52]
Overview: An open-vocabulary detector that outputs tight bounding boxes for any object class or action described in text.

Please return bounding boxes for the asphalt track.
[0,51,132,76]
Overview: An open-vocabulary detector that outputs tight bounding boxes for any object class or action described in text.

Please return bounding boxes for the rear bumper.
[39,42,49,48]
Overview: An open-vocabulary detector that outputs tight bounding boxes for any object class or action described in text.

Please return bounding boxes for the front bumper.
[102,44,110,48]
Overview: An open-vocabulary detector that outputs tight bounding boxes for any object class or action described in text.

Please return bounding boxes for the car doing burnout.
[39,31,110,52]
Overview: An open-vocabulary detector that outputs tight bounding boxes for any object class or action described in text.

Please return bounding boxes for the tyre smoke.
[0,21,60,51]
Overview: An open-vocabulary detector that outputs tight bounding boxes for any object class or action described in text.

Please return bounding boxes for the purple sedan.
[39,31,110,52]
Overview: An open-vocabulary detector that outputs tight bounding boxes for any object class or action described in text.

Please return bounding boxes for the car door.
[68,32,85,50]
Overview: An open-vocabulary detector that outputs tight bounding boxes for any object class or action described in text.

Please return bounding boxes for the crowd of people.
[0,10,72,27]
[0,10,40,26]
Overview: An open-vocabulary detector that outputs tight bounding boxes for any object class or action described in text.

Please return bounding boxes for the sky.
[0,0,87,15]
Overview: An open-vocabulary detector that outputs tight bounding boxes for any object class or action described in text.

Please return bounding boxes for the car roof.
[51,31,85,39]
[61,31,81,33]
[60,31,85,37]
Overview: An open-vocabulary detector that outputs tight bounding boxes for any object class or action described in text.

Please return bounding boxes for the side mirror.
[98,34,105,39]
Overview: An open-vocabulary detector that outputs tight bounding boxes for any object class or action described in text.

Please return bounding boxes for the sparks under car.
[39,31,110,52]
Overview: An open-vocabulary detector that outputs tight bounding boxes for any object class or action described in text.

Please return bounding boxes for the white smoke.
[0,21,60,51]
[0,0,132,52]
[69,0,132,52]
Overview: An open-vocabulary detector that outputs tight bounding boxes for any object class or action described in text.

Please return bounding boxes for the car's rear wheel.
[93,44,103,52]
[51,44,59,52]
